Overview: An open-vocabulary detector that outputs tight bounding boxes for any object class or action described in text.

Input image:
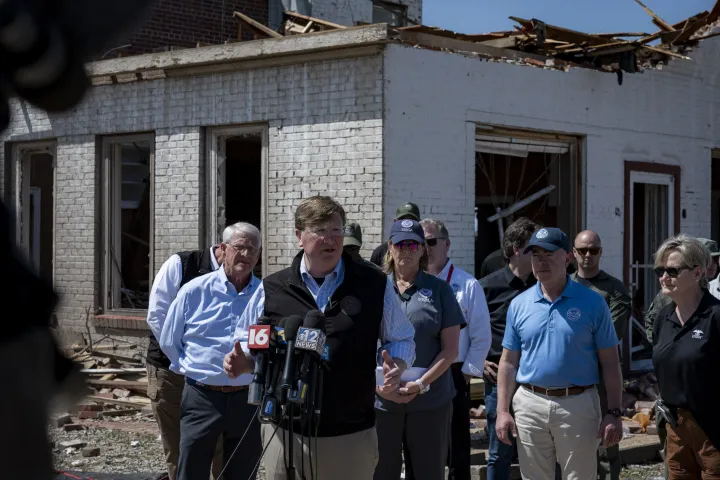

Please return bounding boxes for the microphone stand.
[286,402,296,480]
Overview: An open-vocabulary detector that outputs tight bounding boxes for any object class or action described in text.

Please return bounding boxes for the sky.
[423,0,714,35]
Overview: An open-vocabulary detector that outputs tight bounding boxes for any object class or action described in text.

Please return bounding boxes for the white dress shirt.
[146,246,220,340]
[436,259,491,377]
[709,274,720,300]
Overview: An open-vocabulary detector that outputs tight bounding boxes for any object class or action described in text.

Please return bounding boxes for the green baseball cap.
[395,202,420,221]
[698,238,720,257]
[343,221,363,247]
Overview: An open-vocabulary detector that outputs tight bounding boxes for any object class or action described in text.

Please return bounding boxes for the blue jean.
[484,380,516,480]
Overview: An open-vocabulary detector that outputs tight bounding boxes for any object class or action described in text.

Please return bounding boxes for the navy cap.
[524,227,570,254]
[390,219,425,245]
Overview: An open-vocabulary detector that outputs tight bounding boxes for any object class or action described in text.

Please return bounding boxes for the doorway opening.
[13,144,55,283]
[474,126,582,279]
[207,127,267,278]
[624,162,680,374]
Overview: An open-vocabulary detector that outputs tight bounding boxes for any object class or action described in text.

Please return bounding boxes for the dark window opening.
[372,1,408,27]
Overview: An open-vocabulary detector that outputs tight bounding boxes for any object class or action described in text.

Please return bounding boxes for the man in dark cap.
[343,221,364,262]
[370,202,420,268]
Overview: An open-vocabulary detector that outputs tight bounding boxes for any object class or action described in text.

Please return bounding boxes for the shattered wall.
[0,54,384,333]
[382,40,720,277]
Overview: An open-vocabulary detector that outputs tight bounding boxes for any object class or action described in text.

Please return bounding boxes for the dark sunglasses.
[574,247,601,256]
[653,265,694,278]
[393,241,421,252]
[426,238,447,247]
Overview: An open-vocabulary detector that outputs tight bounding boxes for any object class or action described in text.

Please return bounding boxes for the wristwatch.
[607,408,623,418]
[416,380,430,395]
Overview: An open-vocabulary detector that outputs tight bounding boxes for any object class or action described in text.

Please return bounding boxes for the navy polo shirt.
[376,271,465,412]
[502,276,618,388]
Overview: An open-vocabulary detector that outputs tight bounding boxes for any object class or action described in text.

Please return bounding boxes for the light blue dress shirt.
[233,256,416,367]
[160,267,258,386]
[146,246,220,340]
[502,276,619,388]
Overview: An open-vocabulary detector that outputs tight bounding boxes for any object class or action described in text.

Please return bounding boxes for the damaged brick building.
[2,0,720,377]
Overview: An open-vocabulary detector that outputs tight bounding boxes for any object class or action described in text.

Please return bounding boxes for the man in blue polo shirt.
[494,227,624,480]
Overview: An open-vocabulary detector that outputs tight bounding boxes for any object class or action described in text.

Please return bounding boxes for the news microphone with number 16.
[247,317,272,405]
[259,318,287,423]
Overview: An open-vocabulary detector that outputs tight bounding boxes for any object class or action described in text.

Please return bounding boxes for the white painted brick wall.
[383,41,720,278]
[0,54,384,331]
[54,136,98,329]
[311,0,422,26]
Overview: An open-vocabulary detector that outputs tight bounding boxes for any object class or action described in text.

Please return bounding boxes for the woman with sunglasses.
[651,234,720,479]
[374,219,465,480]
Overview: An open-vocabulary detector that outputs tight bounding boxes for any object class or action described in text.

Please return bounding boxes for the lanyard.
[445,264,454,284]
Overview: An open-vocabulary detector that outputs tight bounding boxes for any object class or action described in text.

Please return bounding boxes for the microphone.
[290,311,326,404]
[259,317,287,423]
[280,315,304,390]
[247,316,272,405]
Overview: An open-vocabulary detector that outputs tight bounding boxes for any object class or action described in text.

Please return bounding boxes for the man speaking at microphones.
[224,196,416,479]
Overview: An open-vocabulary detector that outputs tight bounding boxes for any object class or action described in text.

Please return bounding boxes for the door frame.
[622,161,680,375]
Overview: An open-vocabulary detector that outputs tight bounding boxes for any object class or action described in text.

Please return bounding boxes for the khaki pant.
[666,409,720,480]
[512,386,602,480]
[261,424,378,479]
[146,364,224,480]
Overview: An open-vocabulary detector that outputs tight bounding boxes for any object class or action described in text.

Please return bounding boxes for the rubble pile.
[622,373,660,435]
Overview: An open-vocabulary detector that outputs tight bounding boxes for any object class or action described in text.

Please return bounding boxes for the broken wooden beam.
[81,368,146,375]
[283,11,346,30]
[633,0,675,31]
[232,11,283,39]
[510,17,607,46]
[85,380,148,392]
[642,44,692,60]
[86,395,150,407]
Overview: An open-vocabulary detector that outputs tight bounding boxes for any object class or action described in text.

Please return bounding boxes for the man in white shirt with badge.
[421,218,492,480]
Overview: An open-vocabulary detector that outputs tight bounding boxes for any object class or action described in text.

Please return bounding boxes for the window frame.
[100,133,155,313]
[372,0,409,27]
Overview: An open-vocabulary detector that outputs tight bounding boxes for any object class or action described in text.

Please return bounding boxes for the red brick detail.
[109,0,270,57]
[94,314,149,331]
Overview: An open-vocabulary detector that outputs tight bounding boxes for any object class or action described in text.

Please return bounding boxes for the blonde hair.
[383,241,428,276]
[654,234,710,289]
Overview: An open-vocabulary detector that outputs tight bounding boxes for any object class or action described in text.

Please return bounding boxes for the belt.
[522,384,594,397]
[186,377,248,393]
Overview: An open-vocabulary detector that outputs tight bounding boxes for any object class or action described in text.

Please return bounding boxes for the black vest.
[146,248,216,369]
[262,251,386,437]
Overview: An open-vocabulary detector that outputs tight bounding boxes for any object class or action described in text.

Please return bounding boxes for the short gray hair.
[654,234,710,289]
[222,222,262,249]
[419,218,450,239]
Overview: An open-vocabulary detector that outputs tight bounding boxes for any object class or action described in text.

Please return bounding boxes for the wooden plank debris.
[81,368,146,375]
[232,11,283,39]
[633,0,675,32]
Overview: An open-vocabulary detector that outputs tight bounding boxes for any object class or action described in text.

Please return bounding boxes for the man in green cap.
[343,221,364,262]
[644,236,720,480]
[370,202,420,268]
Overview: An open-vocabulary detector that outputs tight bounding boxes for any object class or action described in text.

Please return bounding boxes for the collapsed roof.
[233,1,720,78]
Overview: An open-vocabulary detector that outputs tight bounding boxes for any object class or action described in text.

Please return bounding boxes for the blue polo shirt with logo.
[502,276,619,388]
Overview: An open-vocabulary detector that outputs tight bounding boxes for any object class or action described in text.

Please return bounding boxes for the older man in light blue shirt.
[160,222,262,480]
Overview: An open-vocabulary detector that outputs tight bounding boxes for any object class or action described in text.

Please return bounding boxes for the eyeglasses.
[654,265,695,278]
[228,243,259,255]
[306,224,344,238]
[426,238,447,247]
[574,247,601,256]
[393,241,421,252]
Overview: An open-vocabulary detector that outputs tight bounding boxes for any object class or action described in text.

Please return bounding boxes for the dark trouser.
[374,402,453,480]
[484,379,516,480]
[597,378,621,480]
[447,363,471,480]
[177,381,261,480]
[147,364,224,480]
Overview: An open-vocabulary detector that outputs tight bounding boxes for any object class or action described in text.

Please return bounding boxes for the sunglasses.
[426,238,447,247]
[653,266,694,278]
[574,247,601,256]
[393,241,421,252]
